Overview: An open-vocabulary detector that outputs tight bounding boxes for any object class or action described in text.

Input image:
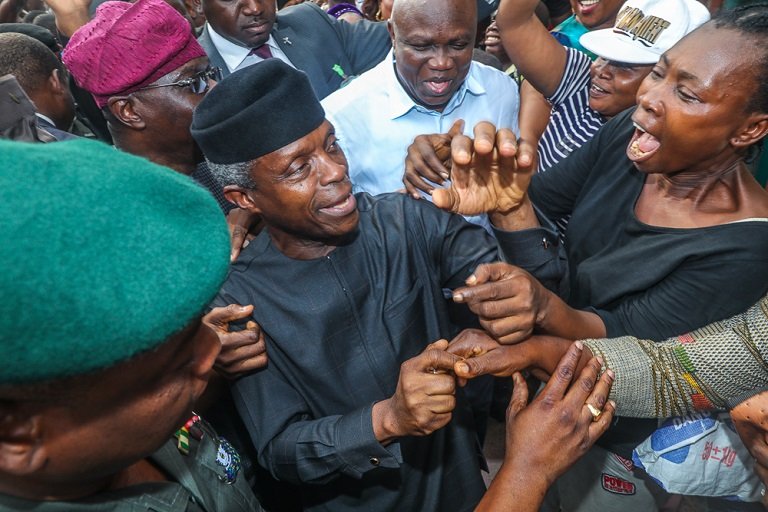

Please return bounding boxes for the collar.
[383,50,486,120]
[206,24,278,71]
[35,112,55,127]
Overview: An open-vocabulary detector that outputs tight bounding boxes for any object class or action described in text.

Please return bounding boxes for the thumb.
[204,304,254,328]
[464,262,517,286]
[454,350,514,379]
[431,187,458,212]
[425,338,449,351]
[516,139,537,172]
[506,372,529,421]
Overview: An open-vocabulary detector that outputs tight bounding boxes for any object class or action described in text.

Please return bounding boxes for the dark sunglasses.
[136,66,222,95]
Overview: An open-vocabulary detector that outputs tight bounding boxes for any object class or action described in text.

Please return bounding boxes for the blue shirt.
[322,51,520,196]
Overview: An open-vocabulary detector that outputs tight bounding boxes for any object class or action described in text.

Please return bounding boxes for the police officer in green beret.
[0,138,262,511]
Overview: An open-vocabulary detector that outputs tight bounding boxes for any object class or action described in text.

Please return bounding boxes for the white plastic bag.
[632,412,763,502]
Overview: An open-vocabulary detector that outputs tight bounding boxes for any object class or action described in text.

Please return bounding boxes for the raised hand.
[431,121,532,217]
[372,339,462,443]
[44,0,93,36]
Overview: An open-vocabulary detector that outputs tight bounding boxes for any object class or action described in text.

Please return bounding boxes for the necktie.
[250,44,273,60]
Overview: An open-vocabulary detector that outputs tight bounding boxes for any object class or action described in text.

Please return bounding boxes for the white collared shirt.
[205,24,295,73]
[322,50,520,197]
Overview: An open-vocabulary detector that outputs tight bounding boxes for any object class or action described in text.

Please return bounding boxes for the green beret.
[191,59,325,164]
[0,139,230,384]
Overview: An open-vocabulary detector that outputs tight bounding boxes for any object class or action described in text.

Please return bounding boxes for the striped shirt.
[538,47,605,172]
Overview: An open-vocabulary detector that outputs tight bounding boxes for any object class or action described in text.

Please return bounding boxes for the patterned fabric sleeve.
[583,294,768,418]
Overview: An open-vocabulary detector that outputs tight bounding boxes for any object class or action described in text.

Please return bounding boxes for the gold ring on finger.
[586,403,602,422]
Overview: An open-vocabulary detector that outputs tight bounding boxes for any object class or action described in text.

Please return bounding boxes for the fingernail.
[456,362,469,374]
[240,305,249,311]
[596,356,604,367]
[453,292,464,303]
[606,369,615,380]
[412,193,420,199]
[440,172,449,180]
[574,340,584,350]
[609,400,616,408]
[466,274,477,285]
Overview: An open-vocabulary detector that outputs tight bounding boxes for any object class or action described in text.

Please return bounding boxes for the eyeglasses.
[135,67,223,95]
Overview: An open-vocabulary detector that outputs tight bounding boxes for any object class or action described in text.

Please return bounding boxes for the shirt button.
[369,457,380,466]
[541,237,550,249]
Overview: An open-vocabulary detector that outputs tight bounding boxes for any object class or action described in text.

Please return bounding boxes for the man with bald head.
[321,0,519,202]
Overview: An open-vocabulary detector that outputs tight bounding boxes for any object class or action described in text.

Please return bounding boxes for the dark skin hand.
[226,207,261,261]
[204,304,267,379]
[452,259,606,343]
[43,0,92,36]
[447,329,599,384]
[730,392,768,509]
[372,339,463,444]
[403,119,464,199]
[476,341,616,511]
[403,120,538,203]
[452,262,550,344]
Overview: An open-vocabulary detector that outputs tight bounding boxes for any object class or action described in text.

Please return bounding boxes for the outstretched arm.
[449,294,768,419]
[495,0,568,97]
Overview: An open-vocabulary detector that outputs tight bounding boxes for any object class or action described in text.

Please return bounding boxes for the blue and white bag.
[632,412,763,502]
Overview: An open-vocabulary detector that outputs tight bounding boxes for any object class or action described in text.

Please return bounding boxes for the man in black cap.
[191,59,563,511]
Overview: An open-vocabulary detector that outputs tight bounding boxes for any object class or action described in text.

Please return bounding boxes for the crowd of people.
[0,0,767,510]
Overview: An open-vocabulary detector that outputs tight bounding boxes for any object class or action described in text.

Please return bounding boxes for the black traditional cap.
[0,23,59,53]
[191,60,325,164]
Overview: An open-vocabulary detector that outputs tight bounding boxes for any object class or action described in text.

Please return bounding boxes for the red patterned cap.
[63,0,206,108]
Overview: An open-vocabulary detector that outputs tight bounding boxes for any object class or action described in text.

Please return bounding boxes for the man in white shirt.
[321,0,519,200]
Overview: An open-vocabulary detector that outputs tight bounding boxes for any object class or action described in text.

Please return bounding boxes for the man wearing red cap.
[54,0,267,390]
[53,0,266,258]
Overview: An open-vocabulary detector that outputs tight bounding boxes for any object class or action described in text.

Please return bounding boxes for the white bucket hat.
[579,0,710,65]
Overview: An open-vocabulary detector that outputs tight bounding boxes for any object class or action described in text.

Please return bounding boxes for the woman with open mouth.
[502,5,768,511]
[496,0,710,173]
[411,3,768,511]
